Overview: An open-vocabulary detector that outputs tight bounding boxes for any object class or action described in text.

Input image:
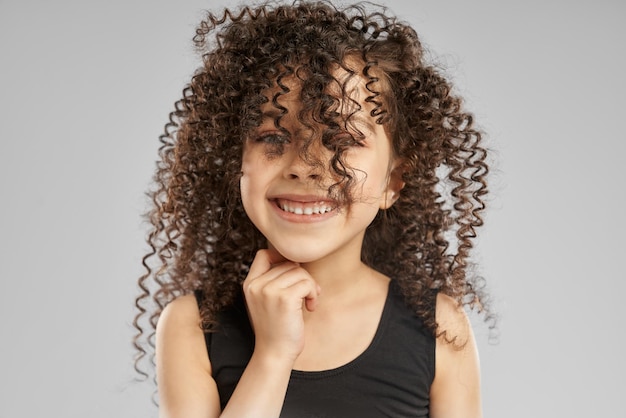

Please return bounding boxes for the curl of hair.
[133,0,495,380]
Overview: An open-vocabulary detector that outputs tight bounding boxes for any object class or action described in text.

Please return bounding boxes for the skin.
[155,71,482,417]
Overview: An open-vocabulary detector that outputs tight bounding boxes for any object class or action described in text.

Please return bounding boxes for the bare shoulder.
[158,294,204,334]
[435,292,472,345]
[156,293,211,373]
[430,292,482,418]
[156,294,220,418]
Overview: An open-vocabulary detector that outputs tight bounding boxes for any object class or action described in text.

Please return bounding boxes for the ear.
[380,161,405,210]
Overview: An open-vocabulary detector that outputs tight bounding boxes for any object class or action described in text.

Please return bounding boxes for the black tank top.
[195,280,436,417]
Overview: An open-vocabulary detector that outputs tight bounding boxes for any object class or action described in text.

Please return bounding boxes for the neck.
[265,233,388,300]
[300,241,389,305]
[301,253,368,295]
[298,246,390,319]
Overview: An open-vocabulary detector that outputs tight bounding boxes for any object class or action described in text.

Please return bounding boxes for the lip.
[269,194,339,223]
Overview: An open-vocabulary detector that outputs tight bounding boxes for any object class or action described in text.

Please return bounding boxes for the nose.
[283,142,324,181]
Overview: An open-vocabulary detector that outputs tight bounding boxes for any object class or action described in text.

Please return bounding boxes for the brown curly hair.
[133,0,493,379]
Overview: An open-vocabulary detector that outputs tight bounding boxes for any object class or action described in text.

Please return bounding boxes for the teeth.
[279,201,334,215]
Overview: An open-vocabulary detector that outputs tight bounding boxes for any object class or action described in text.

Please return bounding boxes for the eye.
[251,131,290,158]
[255,132,290,145]
[336,132,365,147]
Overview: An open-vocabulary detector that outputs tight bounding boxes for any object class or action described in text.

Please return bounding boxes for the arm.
[155,294,295,418]
[156,249,320,418]
[429,293,482,418]
[155,294,221,418]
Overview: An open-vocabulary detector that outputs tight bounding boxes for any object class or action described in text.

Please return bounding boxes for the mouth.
[273,198,337,216]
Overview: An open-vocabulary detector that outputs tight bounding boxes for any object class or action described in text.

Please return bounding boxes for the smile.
[274,198,336,216]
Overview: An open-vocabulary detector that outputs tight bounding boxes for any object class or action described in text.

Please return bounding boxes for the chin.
[271,244,327,264]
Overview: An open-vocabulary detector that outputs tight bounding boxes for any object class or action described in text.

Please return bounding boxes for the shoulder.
[158,293,202,330]
[156,294,221,417]
[429,292,482,418]
[156,293,211,374]
[435,292,472,345]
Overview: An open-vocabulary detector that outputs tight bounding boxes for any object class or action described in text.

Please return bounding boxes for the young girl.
[134,1,492,417]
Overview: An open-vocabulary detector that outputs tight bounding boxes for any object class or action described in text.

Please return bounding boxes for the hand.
[242,249,321,365]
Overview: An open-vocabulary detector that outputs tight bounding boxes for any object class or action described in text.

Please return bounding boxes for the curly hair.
[133,0,493,379]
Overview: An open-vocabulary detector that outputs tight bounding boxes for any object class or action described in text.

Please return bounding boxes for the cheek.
[239,172,265,229]
[240,150,262,192]
[239,153,272,214]
[350,156,390,196]
[239,175,251,213]
[240,147,254,175]
[239,158,258,213]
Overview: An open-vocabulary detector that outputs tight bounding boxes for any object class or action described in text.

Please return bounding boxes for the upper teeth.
[280,202,334,215]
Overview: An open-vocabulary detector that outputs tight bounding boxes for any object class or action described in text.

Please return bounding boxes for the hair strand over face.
[133,0,495,383]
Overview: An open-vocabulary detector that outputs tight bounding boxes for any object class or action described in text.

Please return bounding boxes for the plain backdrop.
[1,0,624,417]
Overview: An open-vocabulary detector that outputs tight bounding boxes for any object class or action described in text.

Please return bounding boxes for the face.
[239,69,402,264]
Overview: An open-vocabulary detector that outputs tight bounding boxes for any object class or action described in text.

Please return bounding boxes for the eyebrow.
[258,106,377,134]
[344,111,377,135]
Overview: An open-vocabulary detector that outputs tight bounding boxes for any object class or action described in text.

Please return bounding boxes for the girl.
[134,1,493,417]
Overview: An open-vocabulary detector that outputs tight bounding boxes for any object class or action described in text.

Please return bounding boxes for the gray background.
[1,0,624,417]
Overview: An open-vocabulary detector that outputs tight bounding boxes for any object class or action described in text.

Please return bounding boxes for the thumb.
[247,247,289,278]
[265,244,289,266]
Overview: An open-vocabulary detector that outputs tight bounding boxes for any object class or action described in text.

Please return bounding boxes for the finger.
[285,278,321,312]
[259,266,315,294]
[248,267,318,304]
[265,245,288,266]
[247,248,289,279]
[244,262,300,295]
[305,284,322,312]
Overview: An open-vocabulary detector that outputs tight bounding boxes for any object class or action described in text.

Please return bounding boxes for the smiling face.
[239,67,403,264]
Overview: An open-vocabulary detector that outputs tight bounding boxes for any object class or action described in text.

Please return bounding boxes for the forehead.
[259,61,387,117]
